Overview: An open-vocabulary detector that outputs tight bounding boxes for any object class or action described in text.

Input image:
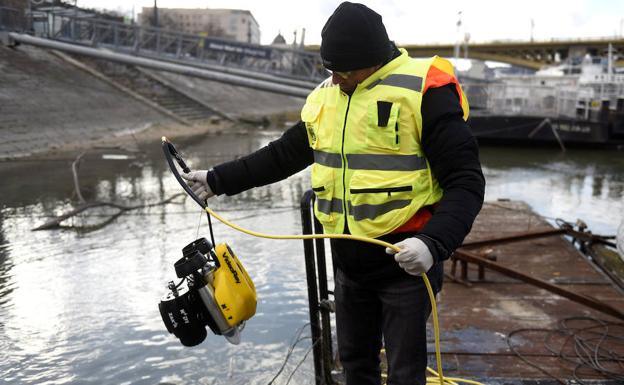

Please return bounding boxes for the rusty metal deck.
[433,200,624,384]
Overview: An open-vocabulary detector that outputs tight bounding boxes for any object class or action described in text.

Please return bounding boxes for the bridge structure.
[306,38,624,70]
[401,38,624,70]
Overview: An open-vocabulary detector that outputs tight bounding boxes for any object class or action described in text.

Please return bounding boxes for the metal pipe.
[461,229,567,248]
[453,249,624,321]
[9,33,311,98]
[134,50,319,89]
[462,228,616,249]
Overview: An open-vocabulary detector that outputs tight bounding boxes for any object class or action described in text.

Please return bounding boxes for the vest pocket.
[348,171,415,223]
[311,165,340,224]
[366,101,401,151]
[350,186,412,195]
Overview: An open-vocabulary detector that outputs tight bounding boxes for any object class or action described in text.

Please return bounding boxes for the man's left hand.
[385,237,434,276]
[181,170,214,201]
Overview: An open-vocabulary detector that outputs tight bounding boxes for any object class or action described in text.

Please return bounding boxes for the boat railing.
[484,83,561,117]
[471,80,624,120]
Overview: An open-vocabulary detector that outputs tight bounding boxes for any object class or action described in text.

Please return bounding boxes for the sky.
[76,0,624,46]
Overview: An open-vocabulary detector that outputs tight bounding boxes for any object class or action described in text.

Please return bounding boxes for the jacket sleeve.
[207,121,314,196]
[415,84,485,262]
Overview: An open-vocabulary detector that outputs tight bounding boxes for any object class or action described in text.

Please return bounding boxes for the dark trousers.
[332,237,442,385]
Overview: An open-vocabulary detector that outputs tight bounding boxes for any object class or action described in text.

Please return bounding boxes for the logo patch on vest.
[306,122,317,146]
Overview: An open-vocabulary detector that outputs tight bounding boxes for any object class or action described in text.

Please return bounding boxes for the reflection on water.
[480,146,623,234]
[0,131,622,384]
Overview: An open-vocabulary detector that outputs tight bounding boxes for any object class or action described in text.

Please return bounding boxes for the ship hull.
[468,114,624,149]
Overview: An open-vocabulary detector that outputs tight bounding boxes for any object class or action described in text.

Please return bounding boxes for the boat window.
[543,96,555,109]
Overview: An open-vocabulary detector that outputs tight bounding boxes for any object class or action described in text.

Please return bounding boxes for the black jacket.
[207,84,485,265]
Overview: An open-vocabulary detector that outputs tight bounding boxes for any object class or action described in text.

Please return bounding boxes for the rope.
[472,119,547,136]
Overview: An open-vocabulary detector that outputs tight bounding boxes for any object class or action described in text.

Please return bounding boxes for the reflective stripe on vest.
[348,200,412,221]
[366,74,423,92]
[347,153,427,171]
[314,150,428,171]
[317,197,344,215]
[313,150,341,168]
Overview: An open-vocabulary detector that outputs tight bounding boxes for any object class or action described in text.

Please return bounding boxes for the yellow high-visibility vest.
[301,49,469,238]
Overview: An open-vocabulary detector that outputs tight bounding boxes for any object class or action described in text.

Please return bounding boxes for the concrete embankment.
[0,44,170,159]
[0,43,304,160]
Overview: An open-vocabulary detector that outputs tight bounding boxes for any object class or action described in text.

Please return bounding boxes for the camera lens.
[159,287,207,347]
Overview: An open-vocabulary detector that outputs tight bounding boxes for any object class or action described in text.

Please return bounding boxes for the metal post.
[312,216,334,384]
[25,1,32,32]
[301,190,324,385]
[70,15,75,41]
[460,260,468,280]
[44,11,49,37]
[454,11,462,60]
[91,19,97,46]
[153,0,158,28]
[478,265,485,280]
[133,24,139,53]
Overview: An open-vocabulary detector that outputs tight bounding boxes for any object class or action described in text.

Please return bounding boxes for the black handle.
[162,137,206,209]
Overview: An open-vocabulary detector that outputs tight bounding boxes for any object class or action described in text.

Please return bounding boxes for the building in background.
[138,7,260,44]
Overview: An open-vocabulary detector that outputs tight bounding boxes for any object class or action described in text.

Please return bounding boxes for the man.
[183,2,485,384]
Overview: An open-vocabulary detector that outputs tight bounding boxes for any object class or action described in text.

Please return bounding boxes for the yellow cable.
[204,206,485,385]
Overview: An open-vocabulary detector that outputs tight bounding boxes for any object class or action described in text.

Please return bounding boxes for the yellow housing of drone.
[211,243,257,327]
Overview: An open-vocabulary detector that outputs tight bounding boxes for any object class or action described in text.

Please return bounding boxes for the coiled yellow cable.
[203,206,485,385]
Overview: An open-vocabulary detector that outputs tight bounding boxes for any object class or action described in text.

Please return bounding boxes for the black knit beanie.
[320,2,392,71]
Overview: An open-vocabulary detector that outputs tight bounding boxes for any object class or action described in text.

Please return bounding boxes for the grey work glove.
[181,170,214,201]
[385,237,434,276]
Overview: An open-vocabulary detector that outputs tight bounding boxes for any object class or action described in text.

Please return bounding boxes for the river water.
[0,131,622,385]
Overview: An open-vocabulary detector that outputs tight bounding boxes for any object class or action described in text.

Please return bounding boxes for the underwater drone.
[158,137,257,346]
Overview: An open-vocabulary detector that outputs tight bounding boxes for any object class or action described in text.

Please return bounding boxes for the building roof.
[272,32,286,45]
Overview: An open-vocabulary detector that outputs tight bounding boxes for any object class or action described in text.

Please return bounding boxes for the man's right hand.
[181,170,214,201]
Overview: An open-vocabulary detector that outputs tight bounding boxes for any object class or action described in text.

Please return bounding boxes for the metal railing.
[9,34,312,98]
[0,6,26,32]
[482,80,624,120]
[34,11,325,83]
[300,190,336,385]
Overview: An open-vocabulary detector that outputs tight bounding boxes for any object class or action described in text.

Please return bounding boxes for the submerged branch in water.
[32,149,186,231]
[32,194,186,231]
